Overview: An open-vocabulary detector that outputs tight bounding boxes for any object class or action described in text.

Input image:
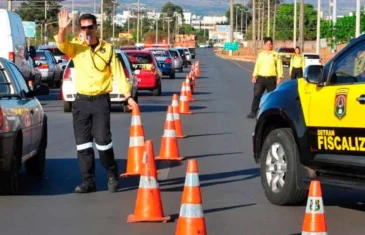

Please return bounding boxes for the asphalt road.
[1,48,365,235]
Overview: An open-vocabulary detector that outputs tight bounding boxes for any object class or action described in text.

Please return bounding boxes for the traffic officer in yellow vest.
[247,37,283,119]
[289,46,305,79]
[55,10,138,193]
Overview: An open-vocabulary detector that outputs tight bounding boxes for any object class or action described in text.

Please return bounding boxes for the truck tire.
[0,136,21,195]
[260,128,307,205]
[25,117,47,176]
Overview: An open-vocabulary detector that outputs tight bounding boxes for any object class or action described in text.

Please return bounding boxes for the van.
[0,9,35,81]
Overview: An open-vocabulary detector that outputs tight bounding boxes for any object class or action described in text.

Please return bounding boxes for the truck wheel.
[0,137,21,194]
[25,117,47,176]
[260,128,307,205]
[63,100,72,112]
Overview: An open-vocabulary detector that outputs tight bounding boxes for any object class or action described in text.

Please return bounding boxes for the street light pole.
[235,6,238,34]
[100,0,104,40]
[240,9,243,34]
[136,0,140,44]
[316,0,321,54]
[356,0,360,38]
[44,0,48,44]
[230,0,234,43]
[112,0,115,45]
[7,0,12,11]
[267,0,270,37]
[252,0,256,55]
[72,0,75,35]
[155,13,158,44]
[293,0,297,47]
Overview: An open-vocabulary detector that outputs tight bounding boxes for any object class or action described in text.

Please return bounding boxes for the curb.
[214,53,256,63]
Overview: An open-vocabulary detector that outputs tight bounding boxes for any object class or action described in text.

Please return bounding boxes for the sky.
[1,0,364,16]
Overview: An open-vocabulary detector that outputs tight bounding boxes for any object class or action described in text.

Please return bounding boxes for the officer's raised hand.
[58,9,72,30]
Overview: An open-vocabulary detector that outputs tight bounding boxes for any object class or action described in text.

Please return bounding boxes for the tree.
[160,2,184,35]
[225,3,250,28]
[17,0,63,24]
[275,3,317,40]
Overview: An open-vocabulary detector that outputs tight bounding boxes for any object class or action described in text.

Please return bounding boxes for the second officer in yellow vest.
[247,37,283,119]
[289,46,305,79]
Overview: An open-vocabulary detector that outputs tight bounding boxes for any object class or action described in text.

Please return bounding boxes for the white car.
[61,50,138,113]
[303,53,322,70]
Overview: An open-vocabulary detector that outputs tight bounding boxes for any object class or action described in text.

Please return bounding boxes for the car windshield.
[127,53,153,64]
[34,52,47,62]
[169,50,178,57]
[150,50,168,57]
[177,49,185,57]
[278,48,295,53]
[304,54,320,59]
[39,47,65,56]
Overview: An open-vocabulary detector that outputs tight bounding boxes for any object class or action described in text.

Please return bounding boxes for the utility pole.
[331,0,337,52]
[100,0,104,40]
[235,6,238,33]
[7,0,12,11]
[273,3,276,40]
[44,0,48,44]
[316,0,321,54]
[240,9,243,34]
[356,0,360,38]
[267,0,270,37]
[252,0,256,55]
[293,0,297,48]
[127,16,130,44]
[136,0,140,43]
[299,0,304,51]
[94,0,96,15]
[230,0,234,43]
[72,0,75,35]
[155,13,158,44]
[112,0,115,45]
[166,17,172,46]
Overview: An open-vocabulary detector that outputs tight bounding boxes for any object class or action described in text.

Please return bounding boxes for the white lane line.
[231,60,254,73]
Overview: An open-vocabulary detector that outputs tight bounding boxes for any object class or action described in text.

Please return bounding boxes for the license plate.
[286,55,291,58]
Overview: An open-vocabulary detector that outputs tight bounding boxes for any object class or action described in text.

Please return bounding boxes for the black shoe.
[75,182,97,193]
[108,177,119,193]
[246,113,256,119]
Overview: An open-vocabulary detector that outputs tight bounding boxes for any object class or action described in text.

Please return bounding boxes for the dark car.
[145,48,175,79]
[176,48,189,68]
[189,47,196,59]
[0,57,49,194]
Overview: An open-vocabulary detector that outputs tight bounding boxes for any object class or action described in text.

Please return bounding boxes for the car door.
[7,62,40,155]
[49,51,61,81]
[306,41,365,168]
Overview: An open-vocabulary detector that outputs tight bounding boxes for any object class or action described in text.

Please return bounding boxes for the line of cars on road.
[61,45,195,113]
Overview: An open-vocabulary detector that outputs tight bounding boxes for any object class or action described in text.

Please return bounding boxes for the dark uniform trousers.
[72,93,118,183]
[291,67,303,79]
[251,76,277,114]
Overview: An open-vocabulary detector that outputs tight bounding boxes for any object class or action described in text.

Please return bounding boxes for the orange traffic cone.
[301,180,327,234]
[127,140,171,223]
[155,106,184,161]
[172,96,187,138]
[184,78,195,102]
[175,159,207,235]
[179,87,192,115]
[189,71,197,89]
[121,105,145,177]
[171,94,180,113]
[195,61,201,78]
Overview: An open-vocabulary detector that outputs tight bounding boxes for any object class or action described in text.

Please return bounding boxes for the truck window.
[0,71,9,94]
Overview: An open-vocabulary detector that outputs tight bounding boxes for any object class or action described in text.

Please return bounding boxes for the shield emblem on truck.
[334,88,348,120]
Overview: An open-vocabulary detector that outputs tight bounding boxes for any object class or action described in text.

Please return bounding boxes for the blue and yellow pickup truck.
[253,34,365,205]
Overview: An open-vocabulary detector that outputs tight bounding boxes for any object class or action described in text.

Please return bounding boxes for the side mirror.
[34,84,50,96]
[58,60,63,64]
[28,46,36,58]
[61,65,67,70]
[304,65,323,84]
